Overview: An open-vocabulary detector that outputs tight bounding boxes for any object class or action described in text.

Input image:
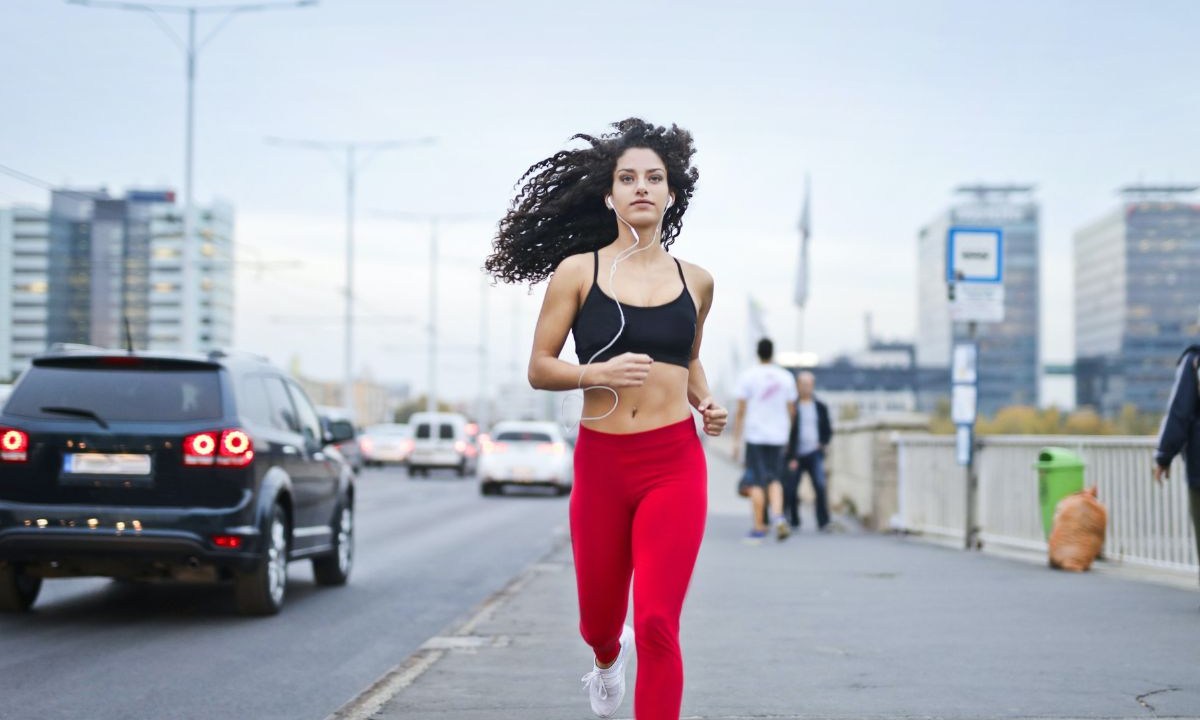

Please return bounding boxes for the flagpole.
[793,174,811,353]
[796,306,805,352]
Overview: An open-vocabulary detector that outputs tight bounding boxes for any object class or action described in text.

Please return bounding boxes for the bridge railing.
[892,433,1196,574]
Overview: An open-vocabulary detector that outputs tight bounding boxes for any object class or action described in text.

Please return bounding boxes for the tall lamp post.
[68,0,318,354]
[374,212,492,417]
[265,137,435,415]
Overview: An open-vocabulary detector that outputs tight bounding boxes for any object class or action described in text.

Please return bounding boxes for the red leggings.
[570,417,708,720]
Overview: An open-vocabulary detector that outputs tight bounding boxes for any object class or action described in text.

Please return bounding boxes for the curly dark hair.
[485,118,699,286]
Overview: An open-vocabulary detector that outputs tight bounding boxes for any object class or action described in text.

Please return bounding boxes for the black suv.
[0,349,355,615]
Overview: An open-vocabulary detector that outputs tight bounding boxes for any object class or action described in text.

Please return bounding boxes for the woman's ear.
[605,195,614,210]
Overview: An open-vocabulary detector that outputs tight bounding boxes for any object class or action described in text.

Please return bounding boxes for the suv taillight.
[0,427,29,462]
[184,429,254,468]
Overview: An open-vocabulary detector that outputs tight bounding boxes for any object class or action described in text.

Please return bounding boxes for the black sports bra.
[572,251,697,369]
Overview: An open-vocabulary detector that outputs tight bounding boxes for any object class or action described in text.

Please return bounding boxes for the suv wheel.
[0,563,42,612]
[481,481,500,496]
[235,504,289,616]
[313,503,353,586]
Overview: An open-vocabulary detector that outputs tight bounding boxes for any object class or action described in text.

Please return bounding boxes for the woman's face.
[608,147,673,222]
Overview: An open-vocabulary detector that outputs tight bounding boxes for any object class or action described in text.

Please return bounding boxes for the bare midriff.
[581,362,692,434]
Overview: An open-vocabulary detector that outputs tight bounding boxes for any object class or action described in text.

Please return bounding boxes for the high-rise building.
[1074,186,1200,415]
[916,186,1041,417]
[0,205,50,381]
[2,189,234,379]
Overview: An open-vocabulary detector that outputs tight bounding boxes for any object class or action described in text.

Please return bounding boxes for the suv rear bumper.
[0,498,262,576]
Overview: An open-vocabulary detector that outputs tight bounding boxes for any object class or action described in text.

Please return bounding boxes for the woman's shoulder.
[673,256,714,291]
[551,252,593,280]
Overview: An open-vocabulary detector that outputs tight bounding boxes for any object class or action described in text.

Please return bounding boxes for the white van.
[408,412,475,477]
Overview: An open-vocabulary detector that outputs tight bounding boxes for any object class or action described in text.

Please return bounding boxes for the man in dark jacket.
[784,371,834,531]
[1154,344,1200,585]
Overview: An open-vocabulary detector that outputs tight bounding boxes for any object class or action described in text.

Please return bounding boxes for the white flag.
[747,295,770,351]
[793,175,811,308]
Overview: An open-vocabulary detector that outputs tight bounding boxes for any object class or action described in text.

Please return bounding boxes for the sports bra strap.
[673,257,688,290]
[591,250,688,291]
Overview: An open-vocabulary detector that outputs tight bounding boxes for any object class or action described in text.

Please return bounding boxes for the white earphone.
[565,190,676,430]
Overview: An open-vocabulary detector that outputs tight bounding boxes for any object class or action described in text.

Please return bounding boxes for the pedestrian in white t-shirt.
[732,338,797,543]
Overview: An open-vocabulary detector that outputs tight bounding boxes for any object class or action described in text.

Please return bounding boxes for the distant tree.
[838,404,861,422]
[929,399,1156,437]
[977,405,1041,435]
[1113,403,1160,436]
[1061,407,1113,435]
[930,398,955,435]
[393,396,457,423]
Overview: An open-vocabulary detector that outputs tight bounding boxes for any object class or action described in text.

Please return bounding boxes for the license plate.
[64,453,152,476]
[512,466,534,481]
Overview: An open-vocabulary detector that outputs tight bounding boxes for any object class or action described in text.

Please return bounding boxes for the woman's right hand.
[592,353,653,388]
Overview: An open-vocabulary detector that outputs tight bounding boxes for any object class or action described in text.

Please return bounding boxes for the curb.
[323,529,571,720]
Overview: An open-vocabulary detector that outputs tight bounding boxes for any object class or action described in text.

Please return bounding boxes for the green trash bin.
[1034,447,1085,539]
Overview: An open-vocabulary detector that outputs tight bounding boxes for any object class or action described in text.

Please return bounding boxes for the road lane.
[0,466,568,720]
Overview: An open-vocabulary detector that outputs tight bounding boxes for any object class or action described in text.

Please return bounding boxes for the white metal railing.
[827,424,878,519]
[896,434,1197,574]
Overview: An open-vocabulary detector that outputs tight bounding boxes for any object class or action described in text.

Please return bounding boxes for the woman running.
[486,117,726,719]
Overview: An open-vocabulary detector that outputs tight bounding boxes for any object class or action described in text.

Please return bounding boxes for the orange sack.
[1048,486,1108,572]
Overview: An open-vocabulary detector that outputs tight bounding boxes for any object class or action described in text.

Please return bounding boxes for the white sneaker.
[580,624,633,717]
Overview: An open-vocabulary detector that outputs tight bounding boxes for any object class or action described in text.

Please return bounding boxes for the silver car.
[358,423,413,467]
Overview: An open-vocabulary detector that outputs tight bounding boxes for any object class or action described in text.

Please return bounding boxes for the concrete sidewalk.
[345,444,1200,720]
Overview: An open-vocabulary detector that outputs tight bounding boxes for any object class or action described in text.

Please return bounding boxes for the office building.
[1075,186,1200,414]
[916,185,1041,416]
[3,189,234,380]
[0,205,50,381]
[45,188,234,354]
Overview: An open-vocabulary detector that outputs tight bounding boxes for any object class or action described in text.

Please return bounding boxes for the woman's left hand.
[696,397,728,436]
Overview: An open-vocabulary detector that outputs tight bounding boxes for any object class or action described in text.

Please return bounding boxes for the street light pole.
[265,137,435,415]
[183,9,196,352]
[428,218,438,413]
[373,211,492,419]
[479,271,489,429]
[345,144,356,416]
[68,0,317,354]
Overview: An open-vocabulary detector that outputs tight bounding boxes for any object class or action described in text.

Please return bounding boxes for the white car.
[358,423,413,467]
[408,412,476,477]
[479,421,572,496]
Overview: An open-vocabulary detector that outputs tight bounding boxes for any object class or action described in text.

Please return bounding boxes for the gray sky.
[3,0,1198,402]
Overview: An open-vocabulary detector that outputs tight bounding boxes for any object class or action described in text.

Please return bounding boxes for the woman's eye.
[620,176,633,183]
[650,176,664,183]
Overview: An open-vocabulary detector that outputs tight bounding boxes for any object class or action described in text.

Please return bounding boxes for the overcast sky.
[4,0,1198,402]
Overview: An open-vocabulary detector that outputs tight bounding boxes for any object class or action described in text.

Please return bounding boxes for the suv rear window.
[495,431,554,443]
[5,367,223,422]
[415,423,431,440]
[438,424,455,440]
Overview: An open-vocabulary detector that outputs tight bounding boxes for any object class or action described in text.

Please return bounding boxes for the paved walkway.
[345,442,1200,720]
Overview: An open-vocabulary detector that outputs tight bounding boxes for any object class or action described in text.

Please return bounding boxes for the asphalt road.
[0,465,569,720]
